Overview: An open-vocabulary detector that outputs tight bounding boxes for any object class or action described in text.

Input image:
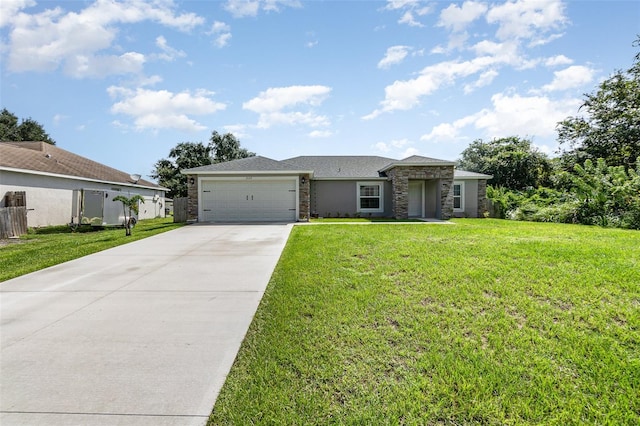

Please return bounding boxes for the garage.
[200,178,297,222]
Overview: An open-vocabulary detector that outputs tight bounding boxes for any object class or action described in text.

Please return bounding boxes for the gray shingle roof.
[181,154,488,180]
[183,156,308,173]
[454,169,493,179]
[0,141,162,189]
[283,156,394,178]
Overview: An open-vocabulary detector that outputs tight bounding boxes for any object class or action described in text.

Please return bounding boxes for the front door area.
[408,181,423,217]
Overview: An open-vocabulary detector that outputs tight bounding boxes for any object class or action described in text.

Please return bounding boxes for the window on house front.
[453,182,464,211]
[357,182,383,212]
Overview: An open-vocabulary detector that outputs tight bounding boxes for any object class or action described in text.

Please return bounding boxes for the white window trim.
[453,181,465,212]
[357,181,384,213]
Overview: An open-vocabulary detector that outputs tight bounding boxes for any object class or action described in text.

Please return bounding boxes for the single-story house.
[182,155,492,222]
[0,141,167,227]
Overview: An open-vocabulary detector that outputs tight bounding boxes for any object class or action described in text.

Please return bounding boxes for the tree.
[151,131,255,198]
[210,131,255,163]
[113,194,145,236]
[0,108,56,144]
[557,37,640,170]
[151,142,212,198]
[457,137,551,190]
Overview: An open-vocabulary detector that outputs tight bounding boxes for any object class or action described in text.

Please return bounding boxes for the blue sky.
[1,0,638,181]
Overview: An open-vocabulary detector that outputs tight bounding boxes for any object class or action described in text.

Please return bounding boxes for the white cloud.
[224,0,301,18]
[464,69,498,93]
[373,138,415,156]
[438,1,488,32]
[400,147,420,157]
[0,0,35,27]
[374,142,391,153]
[423,91,581,143]
[544,54,573,67]
[4,0,204,76]
[542,65,594,92]
[64,52,146,78]
[309,130,332,138]
[107,86,226,132]
[243,85,332,129]
[208,21,232,48]
[223,124,249,139]
[385,0,432,27]
[154,36,186,61]
[364,55,506,119]
[53,113,67,125]
[378,45,411,69]
[486,0,567,44]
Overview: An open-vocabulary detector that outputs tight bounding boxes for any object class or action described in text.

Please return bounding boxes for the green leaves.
[557,38,640,170]
[458,136,551,190]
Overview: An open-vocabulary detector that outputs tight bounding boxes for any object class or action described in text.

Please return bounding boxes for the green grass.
[209,219,639,425]
[0,217,185,282]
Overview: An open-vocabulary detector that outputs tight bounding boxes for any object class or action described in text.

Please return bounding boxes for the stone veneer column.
[299,174,310,221]
[388,165,454,219]
[476,179,487,218]
[388,169,409,219]
[187,174,198,222]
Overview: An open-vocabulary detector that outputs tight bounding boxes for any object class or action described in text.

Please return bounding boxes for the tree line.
[458,38,640,229]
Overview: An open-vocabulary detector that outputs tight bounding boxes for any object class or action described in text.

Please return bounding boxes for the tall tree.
[457,137,551,190]
[0,108,56,145]
[210,131,255,163]
[151,142,212,198]
[557,37,640,170]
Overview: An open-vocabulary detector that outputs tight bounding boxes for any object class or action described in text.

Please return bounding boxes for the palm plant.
[113,194,145,236]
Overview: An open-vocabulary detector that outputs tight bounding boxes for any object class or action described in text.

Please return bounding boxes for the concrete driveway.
[0,224,293,426]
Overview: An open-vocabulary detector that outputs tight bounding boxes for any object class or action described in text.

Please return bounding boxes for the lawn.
[209,219,639,425]
[0,217,185,282]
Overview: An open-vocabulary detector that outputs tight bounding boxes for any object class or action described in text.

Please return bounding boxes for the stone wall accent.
[187,175,198,222]
[386,165,454,219]
[477,179,488,218]
[299,174,310,221]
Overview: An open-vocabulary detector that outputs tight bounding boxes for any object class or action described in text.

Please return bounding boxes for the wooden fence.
[173,197,188,223]
[0,206,28,239]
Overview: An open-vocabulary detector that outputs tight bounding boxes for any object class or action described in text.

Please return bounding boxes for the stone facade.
[187,175,198,222]
[386,165,454,219]
[298,174,310,221]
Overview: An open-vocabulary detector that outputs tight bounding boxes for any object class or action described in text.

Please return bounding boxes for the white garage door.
[201,179,297,222]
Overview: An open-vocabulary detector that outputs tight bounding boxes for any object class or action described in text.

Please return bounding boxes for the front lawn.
[210,219,639,425]
[0,217,185,282]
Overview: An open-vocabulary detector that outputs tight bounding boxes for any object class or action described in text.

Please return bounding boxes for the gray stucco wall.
[311,180,392,217]
[0,170,165,227]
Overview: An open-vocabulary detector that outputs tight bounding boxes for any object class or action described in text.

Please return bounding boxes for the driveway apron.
[0,224,293,426]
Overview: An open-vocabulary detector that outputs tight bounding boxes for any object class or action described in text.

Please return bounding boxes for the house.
[182,155,492,222]
[0,141,167,227]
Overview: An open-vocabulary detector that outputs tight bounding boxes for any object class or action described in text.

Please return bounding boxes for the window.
[357,182,384,212]
[453,182,464,211]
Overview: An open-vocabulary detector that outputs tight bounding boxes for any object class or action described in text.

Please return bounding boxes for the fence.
[173,197,188,223]
[0,206,28,239]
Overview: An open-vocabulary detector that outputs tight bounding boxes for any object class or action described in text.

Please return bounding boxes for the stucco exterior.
[1,170,166,227]
[310,180,392,218]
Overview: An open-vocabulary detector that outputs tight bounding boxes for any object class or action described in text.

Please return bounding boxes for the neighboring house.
[0,141,167,227]
[182,155,492,222]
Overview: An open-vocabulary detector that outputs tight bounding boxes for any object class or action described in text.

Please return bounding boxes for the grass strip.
[0,217,185,282]
[210,219,639,425]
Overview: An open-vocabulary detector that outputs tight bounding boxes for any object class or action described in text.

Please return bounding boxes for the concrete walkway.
[0,224,293,426]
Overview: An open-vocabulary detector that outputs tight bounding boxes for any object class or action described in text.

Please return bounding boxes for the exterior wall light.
[189,177,195,185]
[301,176,306,184]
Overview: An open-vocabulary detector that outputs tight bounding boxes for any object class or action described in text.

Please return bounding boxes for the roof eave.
[0,166,167,191]
[181,169,315,178]
[379,161,456,173]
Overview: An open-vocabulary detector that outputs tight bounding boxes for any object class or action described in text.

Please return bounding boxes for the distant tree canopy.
[151,131,255,198]
[557,36,640,170]
[457,136,551,190]
[0,108,56,145]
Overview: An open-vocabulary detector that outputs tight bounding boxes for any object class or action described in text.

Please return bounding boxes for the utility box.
[71,189,139,227]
